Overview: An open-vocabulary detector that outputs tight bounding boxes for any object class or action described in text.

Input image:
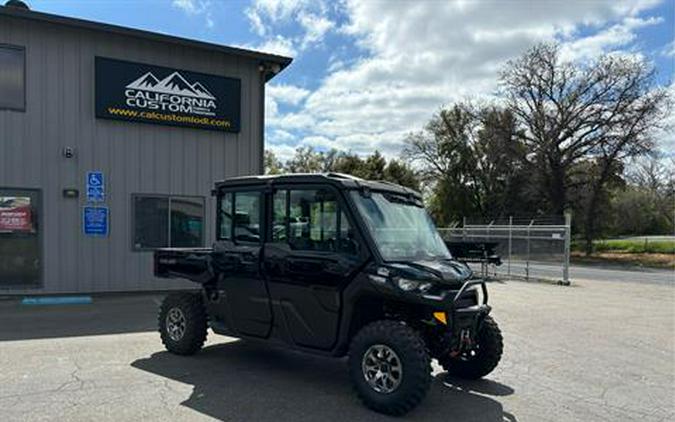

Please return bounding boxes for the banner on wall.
[0,197,33,233]
[95,57,241,132]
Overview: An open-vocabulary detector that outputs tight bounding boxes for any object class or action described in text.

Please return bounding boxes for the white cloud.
[172,0,214,28]
[327,56,345,72]
[172,0,204,14]
[245,0,334,56]
[298,12,334,49]
[560,16,662,61]
[268,111,315,131]
[257,35,297,57]
[248,0,312,22]
[270,129,297,143]
[267,142,298,162]
[655,82,675,155]
[265,83,311,132]
[663,39,675,57]
[268,83,310,105]
[266,0,669,157]
[299,135,334,150]
[246,7,266,36]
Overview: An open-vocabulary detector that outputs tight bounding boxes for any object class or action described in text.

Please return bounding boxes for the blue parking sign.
[86,171,105,202]
[83,206,108,236]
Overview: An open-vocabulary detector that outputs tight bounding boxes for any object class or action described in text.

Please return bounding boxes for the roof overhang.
[0,5,292,81]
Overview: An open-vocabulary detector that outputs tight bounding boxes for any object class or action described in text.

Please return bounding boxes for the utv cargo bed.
[154,248,214,284]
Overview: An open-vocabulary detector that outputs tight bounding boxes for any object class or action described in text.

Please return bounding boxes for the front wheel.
[158,293,207,355]
[439,315,503,379]
[348,320,431,416]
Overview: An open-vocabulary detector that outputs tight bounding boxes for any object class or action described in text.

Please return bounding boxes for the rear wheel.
[158,293,207,355]
[348,320,431,416]
[439,316,503,379]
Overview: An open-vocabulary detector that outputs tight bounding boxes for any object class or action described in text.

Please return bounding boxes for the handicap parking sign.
[86,171,105,202]
[83,206,108,236]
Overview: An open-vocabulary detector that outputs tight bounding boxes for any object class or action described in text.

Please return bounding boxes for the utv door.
[263,187,366,350]
[212,190,272,338]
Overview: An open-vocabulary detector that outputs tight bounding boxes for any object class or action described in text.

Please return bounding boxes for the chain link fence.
[438,215,572,284]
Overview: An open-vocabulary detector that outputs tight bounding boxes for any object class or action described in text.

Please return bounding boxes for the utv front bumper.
[422,278,491,333]
[448,279,491,333]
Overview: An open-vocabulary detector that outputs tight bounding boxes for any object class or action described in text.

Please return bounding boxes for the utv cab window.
[218,191,261,243]
[272,190,288,242]
[351,191,449,261]
[273,188,358,254]
[218,193,233,240]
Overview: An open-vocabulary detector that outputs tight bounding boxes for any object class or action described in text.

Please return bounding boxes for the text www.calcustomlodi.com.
[107,107,231,128]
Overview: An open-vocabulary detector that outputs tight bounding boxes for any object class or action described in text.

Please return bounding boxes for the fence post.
[526,219,533,280]
[563,212,572,285]
[508,216,512,277]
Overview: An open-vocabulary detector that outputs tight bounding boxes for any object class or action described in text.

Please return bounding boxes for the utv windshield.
[350,191,451,261]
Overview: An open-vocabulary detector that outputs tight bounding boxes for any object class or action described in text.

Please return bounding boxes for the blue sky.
[34,0,675,160]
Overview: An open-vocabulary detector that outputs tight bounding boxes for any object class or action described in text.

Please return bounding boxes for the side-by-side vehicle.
[154,173,503,415]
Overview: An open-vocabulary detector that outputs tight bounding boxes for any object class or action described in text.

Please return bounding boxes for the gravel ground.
[0,278,673,421]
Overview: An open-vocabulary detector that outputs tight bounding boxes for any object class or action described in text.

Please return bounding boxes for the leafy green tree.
[331,152,367,177]
[404,103,532,225]
[267,147,422,191]
[284,146,324,173]
[607,155,675,236]
[264,150,284,175]
[384,159,420,191]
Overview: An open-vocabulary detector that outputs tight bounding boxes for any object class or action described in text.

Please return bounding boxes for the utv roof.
[215,173,422,198]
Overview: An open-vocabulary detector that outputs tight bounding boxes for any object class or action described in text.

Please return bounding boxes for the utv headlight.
[395,277,432,293]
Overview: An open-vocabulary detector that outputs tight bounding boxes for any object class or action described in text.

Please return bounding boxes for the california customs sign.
[95,57,241,132]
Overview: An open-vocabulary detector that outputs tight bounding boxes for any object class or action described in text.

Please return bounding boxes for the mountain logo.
[125,71,216,100]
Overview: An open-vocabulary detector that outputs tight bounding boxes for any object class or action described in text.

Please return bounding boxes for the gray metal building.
[0,2,291,294]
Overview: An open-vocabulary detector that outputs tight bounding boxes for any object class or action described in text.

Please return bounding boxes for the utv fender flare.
[334,288,389,356]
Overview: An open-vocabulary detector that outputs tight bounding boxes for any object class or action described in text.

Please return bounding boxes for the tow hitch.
[446,279,490,358]
[449,329,473,358]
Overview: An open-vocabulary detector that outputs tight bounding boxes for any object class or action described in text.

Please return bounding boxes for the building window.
[0,45,25,111]
[133,195,204,250]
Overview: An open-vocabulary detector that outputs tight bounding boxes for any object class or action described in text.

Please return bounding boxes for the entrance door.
[0,188,41,287]
[264,187,366,350]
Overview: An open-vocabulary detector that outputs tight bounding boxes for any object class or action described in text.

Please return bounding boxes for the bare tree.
[501,43,670,252]
[626,154,673,194]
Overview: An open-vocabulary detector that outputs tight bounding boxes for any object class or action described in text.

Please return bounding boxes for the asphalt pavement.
[483,260,674,285]
[0,278,673,421]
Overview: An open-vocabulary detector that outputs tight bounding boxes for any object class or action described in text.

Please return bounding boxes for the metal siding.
[0,15,265,294]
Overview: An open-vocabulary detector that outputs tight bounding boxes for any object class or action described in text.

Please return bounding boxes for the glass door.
[0,188,41,287]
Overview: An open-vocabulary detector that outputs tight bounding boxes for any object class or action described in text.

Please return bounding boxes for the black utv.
[154,173,503,415]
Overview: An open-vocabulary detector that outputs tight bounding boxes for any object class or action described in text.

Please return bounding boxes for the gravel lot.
[0,278,673,421]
